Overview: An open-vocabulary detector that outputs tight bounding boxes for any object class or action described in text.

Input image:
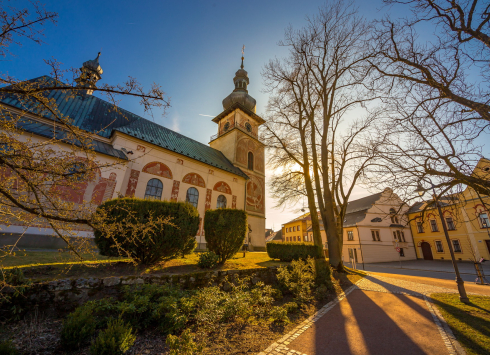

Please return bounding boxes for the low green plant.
[60,304,98,349]
[197,251,219,269]
[166,329,202,355]
[266,242,321,262]
[269,306,290,324]
[0,340,19,355]
[204,209,247,264]
[0,267,32,320]
[90,318,136,355]
[277,257,316,304]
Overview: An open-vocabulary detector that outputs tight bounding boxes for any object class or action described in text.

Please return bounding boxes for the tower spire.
[241,45,245,69]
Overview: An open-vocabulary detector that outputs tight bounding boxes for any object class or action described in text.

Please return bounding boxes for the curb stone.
[425,296,467,355]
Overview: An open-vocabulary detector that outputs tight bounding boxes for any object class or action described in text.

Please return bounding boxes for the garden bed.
[1,261,365,355]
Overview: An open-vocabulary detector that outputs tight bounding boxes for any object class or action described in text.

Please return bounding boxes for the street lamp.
[415,181,469,303]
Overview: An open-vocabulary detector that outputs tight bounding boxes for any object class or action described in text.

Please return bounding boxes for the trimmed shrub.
[266,242,321,262]
[94,198,200,264]
[204,209,247,264]
[90,318,136,355]
[197,251,219,269]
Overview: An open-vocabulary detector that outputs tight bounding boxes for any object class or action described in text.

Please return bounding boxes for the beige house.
[281,188,417,263]
[0,54,267,251]
[342,188,416,264]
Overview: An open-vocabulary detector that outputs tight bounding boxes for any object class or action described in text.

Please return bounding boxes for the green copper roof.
[0,76,248,178]
[115,118,248,178]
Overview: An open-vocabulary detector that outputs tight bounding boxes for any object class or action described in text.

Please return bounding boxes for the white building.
[0,53,266,251]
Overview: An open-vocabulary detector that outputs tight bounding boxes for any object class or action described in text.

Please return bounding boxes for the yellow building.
[408,159,490,261]
[281,213,321,244]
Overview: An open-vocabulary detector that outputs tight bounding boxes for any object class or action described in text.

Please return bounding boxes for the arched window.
[144,178,163,200]
[248,152,254,170]
[389,208,399,224]
[186,187,199,208]
[217,194,227,208]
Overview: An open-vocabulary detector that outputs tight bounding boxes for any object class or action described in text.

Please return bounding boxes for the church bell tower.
[209,49,266,251]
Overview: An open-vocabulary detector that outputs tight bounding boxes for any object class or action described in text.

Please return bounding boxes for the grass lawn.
[431,293,490,355]
[1,250,289,280]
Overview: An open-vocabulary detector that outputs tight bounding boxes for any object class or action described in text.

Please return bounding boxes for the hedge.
[266,242,322,262]
[204,209,247,264]
[94,198,199,264]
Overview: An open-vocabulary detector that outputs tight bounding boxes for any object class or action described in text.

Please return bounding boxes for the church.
[0,53,267,251]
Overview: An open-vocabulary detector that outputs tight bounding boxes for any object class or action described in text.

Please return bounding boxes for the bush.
[197,251,219,269]
[166,329,202,355]
[266,242,322,262]
[182,237,197,257]
[60,306,97,349]
[204,209,247,264]
[90,318,135,355]
[0,340,19,355]
[94,198,200,264]
[277,257,316,304]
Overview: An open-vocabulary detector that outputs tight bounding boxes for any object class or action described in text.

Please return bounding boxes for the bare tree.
[0,1,170,267]
[366,0,490,197]
[264,0,382,271]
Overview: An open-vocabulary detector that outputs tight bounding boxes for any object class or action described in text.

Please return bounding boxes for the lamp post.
[415,180,469,303]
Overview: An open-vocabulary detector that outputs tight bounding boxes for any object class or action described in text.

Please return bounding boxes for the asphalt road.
[346,259,490,283]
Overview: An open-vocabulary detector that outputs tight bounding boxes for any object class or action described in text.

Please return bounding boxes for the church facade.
[0,54,266,251]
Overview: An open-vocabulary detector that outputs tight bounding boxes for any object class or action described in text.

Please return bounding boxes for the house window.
[430,219,439,232]
[297,225,301,230]
[416,221,424,233]
[452,239,462,253]
[67,162,87,181]
[347,231,354,241]
[224,122,230,131]
[293,236,296,241]
[399,248,405,257]
[293,226,296,232]
[298,236,302,242]
[371,230,380,241]
[479,213,489,228]
[217,194,227,208]
[445,217,456,231]
[144,178,163,200]
[435,240,444,253]
[247,152,254,170]
[185,187,199,208]
[400,231,406,242]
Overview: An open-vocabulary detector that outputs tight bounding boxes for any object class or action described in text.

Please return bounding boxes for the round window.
[224,122,230,131]
[245,122,252,132]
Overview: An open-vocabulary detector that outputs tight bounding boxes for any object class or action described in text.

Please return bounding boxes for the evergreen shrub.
[204,209,247,264]
[197,251,219,269]
[94,198,199,264]
[266,241,321,262]
[89,318,135,355]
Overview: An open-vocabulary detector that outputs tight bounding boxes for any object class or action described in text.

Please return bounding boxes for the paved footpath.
[259,274,475,355]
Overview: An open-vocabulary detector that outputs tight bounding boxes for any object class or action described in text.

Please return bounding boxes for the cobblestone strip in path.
[258,274,468,355]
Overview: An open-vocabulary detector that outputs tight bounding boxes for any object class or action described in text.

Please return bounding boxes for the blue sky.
[4,0,425,230]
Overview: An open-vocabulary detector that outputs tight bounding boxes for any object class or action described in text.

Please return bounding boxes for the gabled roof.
[345,192,383,214]
[115,118,248,178]
[1,76,248,179]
